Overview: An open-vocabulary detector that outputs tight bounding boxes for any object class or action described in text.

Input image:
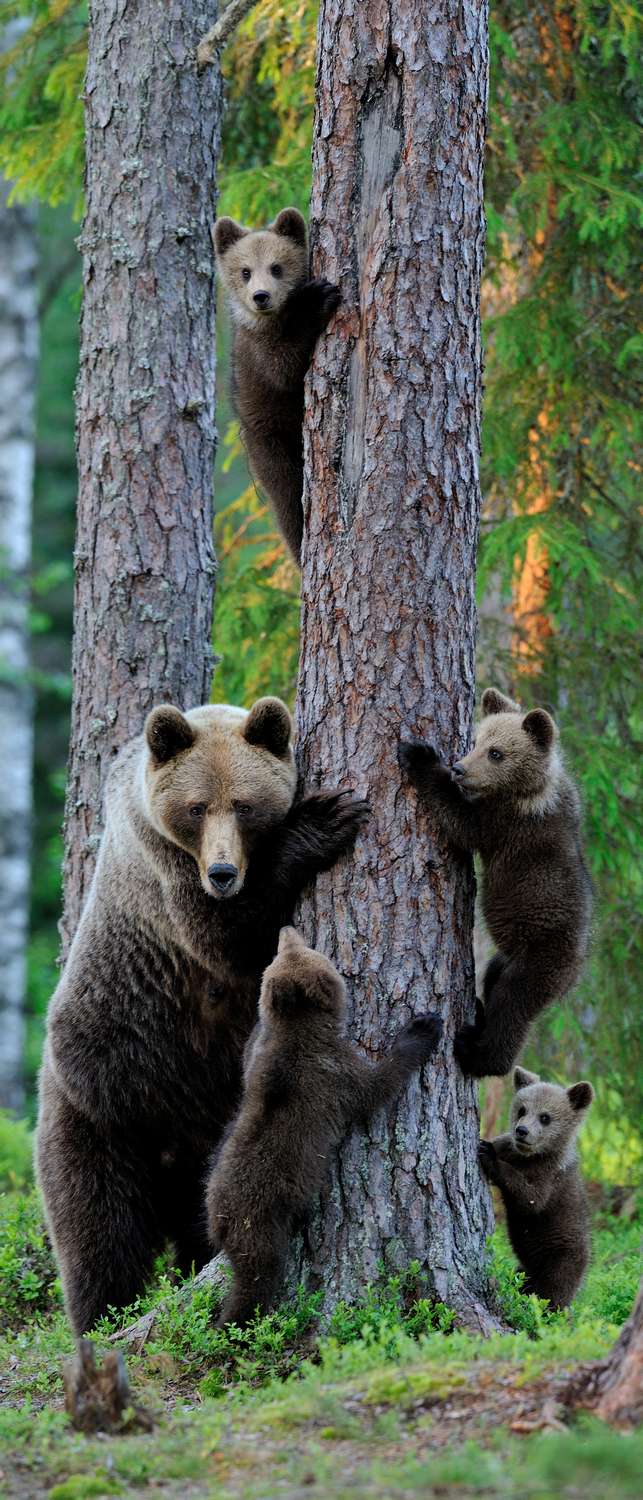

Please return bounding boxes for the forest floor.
[0,1159,640,1500]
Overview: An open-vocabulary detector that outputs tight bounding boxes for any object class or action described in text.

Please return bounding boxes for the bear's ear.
[522,708,556,752]
[145,705,195,765]
[567,1081,594,1113]
[272,207,307,248]
[514,1066,539,1091]
[278,925,306,955]
[213,217,248,257]
[243,697,293,758]
[481,687,519,716]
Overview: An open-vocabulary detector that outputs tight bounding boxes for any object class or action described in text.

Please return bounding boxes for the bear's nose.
[208,863,238,895]
[515,1124,529,1140]
[452,762,466,777]
[253,290,270,308]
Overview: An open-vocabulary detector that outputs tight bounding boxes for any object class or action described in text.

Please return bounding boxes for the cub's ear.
[278,925,306,955]
[522,707,556,752]
[213,217,248,257]
[243,697,293,758]
[145,706,195,764]
[514,1066,539,1091]
[272,207,307,247]
[567,1081,594,1113]
[481,687,519,716]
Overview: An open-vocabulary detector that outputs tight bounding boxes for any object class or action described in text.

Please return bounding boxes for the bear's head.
[259,926,346,1023]
[143,700,297,900]
[509,1067,593,1159]
[213,207,308,325]
[452,686,560,808]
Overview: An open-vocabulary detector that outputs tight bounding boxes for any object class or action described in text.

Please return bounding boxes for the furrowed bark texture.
[0,155,38,1112]
[62,0,221,949]
[295,0,496,1329]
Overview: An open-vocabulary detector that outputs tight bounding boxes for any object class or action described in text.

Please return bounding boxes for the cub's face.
[510,1067,593,1158]
[453,686,559,803]
[213,207,308,324]
[144,699,297,899]
[259,926,347,1023]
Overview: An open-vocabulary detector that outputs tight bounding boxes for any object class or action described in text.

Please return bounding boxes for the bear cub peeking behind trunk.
[399,688,592,1078]
[214,207,340,564]
[479,1067,593,1310]
[207,927,443,1327]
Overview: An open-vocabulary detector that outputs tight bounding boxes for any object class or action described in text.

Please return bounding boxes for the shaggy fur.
[36,701,369,1336]
[480,1067,593,1309]
[214,207,340,562]
[399,688,592,1077]
[206,927,444,1326]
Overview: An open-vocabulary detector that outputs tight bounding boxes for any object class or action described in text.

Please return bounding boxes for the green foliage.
[0,1111,33,1192]
[213,484,300,709]
[0,1187,59,1329]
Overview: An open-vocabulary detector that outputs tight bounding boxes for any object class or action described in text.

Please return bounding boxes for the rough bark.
[0,134,38,1112]
[62,0,221,949]
[561,1281,643,1429]
[291,0,496,1331]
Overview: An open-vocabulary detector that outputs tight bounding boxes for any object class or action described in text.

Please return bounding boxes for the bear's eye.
[233,801,255,819]
[516,1105,526,1119]
[488,748,504,762]
[539,1112,551,1126]
[270,263,283,279]
[188,803,207,820]
[241,268,251,282]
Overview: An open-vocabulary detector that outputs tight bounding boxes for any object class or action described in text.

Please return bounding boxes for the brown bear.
[36,700,368,1336]
[479,1066,593,1309]
[207,927,444,1327]
[399,688,592,1078]
[214,207,340,563]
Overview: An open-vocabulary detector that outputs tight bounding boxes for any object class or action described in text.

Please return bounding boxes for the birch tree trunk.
[62,0,221,950]
[295,0,496,1330]
[0,165,38,1114]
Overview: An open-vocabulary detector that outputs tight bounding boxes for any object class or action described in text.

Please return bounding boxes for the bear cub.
[214,207,340,563]
[206,927,443,1326]
[399,688,592,1078]
[479,1067,593,1309]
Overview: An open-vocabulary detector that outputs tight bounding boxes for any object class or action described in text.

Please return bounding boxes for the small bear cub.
[206,926,443,1326]
[399,688,592,1078]
[479,1067,593,1309]
[214,207,340,564]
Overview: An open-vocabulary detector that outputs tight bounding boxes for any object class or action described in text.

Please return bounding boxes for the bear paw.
[398,738,441,785]
[454,1023,506,1080]
[290,788,370,865]
[394,1012,443,1066]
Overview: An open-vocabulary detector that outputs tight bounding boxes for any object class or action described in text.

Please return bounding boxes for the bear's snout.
[253,290,270,309]
[208,862,239,897]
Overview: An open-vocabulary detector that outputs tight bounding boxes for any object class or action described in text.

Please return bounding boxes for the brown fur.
[399,687,592,1077]
[206,927,443,1326]
[214,207,341,562]
[480,1067,593,1309]
[36,702,369,1336]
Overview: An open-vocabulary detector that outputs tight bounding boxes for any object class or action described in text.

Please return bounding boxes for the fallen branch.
[197,0,259,70]
[111,1252,229,1353]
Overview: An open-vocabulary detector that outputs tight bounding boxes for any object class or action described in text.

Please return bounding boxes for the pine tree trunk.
[61,0,222,949]
[0,161,38,1114]
[294,0,496,1330]
[562,1282,643,1428]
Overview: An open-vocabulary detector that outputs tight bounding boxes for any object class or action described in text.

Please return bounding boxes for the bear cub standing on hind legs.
[214,207,341,564]
[206,927,443,1327]
[480,1067,593,1309]
[399,688,592,1078]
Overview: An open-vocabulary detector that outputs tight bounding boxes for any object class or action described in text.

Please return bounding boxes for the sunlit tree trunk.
[0,148,38,1113]
[62,0,221,950]
[294,0,497,1330]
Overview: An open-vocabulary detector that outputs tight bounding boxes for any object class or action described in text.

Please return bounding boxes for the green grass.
[0,1112,640,1499]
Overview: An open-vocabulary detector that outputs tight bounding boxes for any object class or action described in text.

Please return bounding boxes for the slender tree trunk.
[62,0,221,949]
[294,0,496,1330]
[0,150,38,1113]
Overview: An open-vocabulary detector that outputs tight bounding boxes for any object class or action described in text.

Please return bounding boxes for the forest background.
[1,0,639,1170]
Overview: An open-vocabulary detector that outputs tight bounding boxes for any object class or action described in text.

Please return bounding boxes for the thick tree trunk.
[292,0,496,1331]
[561,1282,643,1428]
[62,0,221,949]
[0,148,38,1113]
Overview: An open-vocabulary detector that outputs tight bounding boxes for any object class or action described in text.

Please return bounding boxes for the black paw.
[394,1012,443,1066]
[398,738,441,785]
[454,1024,506,1080]
[307,277,342,312]
[478,1140,497,1179]
[292,789,370,862]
